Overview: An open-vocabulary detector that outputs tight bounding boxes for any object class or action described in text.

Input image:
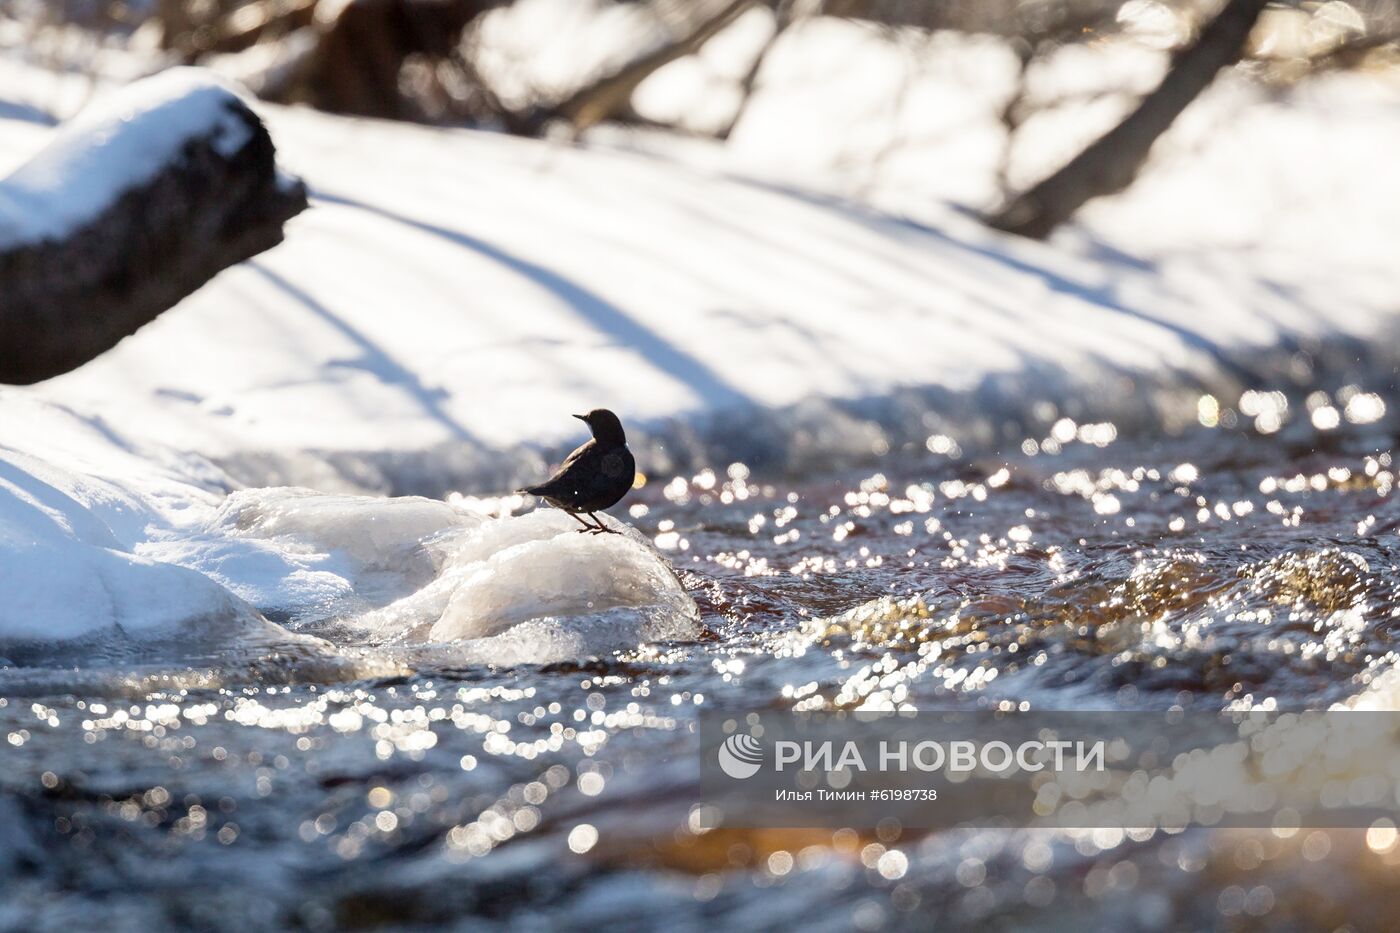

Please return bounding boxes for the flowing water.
[5,398,1400,931]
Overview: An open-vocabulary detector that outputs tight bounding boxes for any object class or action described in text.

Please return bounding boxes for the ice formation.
[148,487,699,665]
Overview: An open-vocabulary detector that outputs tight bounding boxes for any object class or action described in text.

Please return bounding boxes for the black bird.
[519,409,635,534]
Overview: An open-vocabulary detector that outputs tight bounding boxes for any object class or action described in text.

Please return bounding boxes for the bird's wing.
[560,440,592,470]
[525,440,595,494]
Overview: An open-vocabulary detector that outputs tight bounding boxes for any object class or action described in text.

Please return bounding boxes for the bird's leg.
[587,512,621,535]
[566,511,594,533]
[578,512,610,534]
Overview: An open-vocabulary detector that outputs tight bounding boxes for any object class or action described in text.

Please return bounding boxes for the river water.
[4,395,1400,931]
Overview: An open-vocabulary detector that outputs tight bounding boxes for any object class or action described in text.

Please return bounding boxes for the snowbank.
[0,455,254,647]
[0,47,1390,495]
[0,397,302,661]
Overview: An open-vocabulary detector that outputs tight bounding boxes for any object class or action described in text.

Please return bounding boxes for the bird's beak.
[573,413,588,423]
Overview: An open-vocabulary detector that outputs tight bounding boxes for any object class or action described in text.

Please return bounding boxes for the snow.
[10,24,1395,493]
[0,400,292,655]
[472,0,661,111]
[146,487,471,622]
[27,86,1400,490]
[0,67,255,250]
[1,19,1399,662]
[0,391,695,663]
[148,486,698,658]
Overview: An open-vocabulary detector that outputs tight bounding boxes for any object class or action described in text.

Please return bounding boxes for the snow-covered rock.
[0,67,256,250]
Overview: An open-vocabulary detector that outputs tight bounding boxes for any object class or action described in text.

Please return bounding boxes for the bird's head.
[574,408,626,446]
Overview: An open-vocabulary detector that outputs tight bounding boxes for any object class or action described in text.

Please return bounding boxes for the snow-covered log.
[0,68,307,385]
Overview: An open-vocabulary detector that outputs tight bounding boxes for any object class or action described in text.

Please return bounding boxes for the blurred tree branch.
[1278,25,1400,75]
[716,0,796,141]
[987,0,1270,239]
[11,0,1398,156]
[157,0,318,58]
[266,0,508,118]
[530,0,755,137]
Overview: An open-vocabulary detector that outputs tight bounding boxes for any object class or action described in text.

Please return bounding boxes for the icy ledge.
[169,490,701,665]
[0,449,317,664]
[0,416,698,669]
